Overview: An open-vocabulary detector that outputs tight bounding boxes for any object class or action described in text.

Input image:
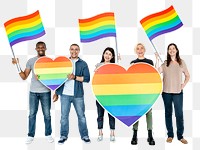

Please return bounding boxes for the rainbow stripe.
[79,12,116,42]
[92,63,162,126]
[4,10,45,47]
[140,6,183,41]
[34,56,73,91]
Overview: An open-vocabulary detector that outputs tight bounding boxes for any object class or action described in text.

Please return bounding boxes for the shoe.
[58,137,67,145]
[83,138,91,144]
[180,138,188,144]
[131,137,137,145]
[131,130,137,145]
[147,137,155,145]
[25,136,34,144]
[97,135,103,142]
[110,135,115,142]
[147,130,155,145]
[46,135,54,143]
[166,137,173,143]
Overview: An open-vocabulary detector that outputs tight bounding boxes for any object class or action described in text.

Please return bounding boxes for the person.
[53,43,91,144]
[12,41,54,144]
[155,43,190,144]
[130,43,155,145]
[95,47,116,142]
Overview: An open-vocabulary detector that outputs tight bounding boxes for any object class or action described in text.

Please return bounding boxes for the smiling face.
[135,44,145,58]
[69,45,80,59]
[35,43,46,57]
[103,50,113,63]
[168,45,177,57]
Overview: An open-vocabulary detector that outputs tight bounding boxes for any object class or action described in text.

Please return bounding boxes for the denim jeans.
[60,95,89,139]
[162,91,184,140]
[28,92,52,137]
[96,101,115,130]
[132,108,153,130]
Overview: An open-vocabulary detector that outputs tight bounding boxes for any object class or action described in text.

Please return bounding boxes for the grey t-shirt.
[26,56,50,93]
[95,62,104,69]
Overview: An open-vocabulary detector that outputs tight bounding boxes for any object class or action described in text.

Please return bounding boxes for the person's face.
[103,50,113,62]
[35,44,46,57]
[168,45,177,57]
[136,44,145,57]
[69,45,80,59]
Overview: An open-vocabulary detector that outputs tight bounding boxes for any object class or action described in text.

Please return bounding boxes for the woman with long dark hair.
[155,43,190,144]
[95,47,116,142]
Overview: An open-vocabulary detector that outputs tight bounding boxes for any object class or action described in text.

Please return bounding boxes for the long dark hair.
[100,47,115,63]
[166,43,182,67]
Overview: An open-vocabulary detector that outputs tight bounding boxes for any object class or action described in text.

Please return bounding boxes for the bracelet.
[74,75,77,80]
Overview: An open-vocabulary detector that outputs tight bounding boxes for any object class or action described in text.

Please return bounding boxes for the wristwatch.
[74,75,77,80]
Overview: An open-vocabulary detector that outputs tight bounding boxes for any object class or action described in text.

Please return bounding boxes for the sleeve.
[150,60,154,66]
[83,63,90,83]
[26,59,32,70]
[181,60,190,76]
[95,63,101,69]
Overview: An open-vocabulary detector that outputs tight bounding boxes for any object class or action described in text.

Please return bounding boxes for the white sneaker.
[110,136,115,142]
[97,135,103,142]
[25,136,34,144]
[46,135,54,143]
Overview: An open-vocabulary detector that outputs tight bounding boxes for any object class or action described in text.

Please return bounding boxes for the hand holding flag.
[140,5,183,62]
[4,10,45,72]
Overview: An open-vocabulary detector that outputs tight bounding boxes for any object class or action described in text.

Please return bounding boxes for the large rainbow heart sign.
[34,56,73,91]
[92,63,162,127]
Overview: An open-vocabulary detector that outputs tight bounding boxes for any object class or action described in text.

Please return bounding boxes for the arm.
[67,64,90,82]
[181,61,190,89]
[19,69,31,80]
[154,53,163,73]
[181,73,190,89]
[12,58,31,80]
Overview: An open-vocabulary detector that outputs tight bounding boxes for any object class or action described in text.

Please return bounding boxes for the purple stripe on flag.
[80,33,116,43]
[149,22,183,41]
[116,116,141,127]
[10,31,45,46]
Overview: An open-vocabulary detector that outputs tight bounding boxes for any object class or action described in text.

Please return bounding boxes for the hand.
[67,73,75,80]
[117,53,121,61]
[53,93,59,102]
[181,83,186,90]
[154,52,159,60]
[12,58,19,64]
[35,75,40,80]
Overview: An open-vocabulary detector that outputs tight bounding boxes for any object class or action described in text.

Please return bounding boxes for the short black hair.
[36,41,46,48]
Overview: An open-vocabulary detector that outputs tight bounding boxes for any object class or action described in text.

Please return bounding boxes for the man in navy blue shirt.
[53,44,91,144]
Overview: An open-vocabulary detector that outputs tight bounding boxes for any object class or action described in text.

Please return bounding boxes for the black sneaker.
[82,138,91,144]
[58,137,67,145]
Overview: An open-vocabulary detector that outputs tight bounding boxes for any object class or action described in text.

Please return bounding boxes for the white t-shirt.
[62,59,78,96]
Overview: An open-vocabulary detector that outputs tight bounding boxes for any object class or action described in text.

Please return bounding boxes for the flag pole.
[115,36,119,63]
[149,40,163,63]
[10,46,21,73]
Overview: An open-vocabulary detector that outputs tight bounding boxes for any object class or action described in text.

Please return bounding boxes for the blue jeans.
[162,91,184,140]
[60,95,89,139]
[96,101,115,130]
[28,92,52,137]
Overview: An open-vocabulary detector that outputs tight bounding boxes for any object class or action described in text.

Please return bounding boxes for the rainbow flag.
[79,12,116,42]
[92,63,162,126]
[4,10,45,47]
[140,5,183,41]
